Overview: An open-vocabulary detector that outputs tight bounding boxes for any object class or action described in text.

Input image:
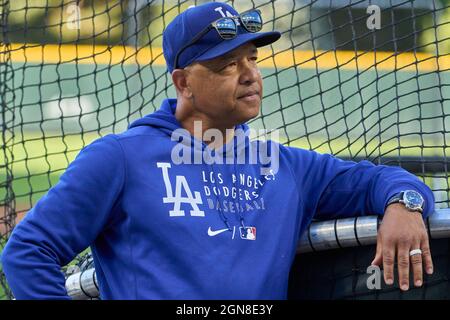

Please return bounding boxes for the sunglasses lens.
[241,10,262,33]
[216,18,237,39]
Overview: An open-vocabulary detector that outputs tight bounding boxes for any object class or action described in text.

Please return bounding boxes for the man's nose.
[239,60,259,85]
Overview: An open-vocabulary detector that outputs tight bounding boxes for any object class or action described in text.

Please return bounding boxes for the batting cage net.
[0,0,449,300]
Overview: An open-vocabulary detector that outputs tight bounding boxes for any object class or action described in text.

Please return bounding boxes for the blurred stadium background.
[0,0,449,299]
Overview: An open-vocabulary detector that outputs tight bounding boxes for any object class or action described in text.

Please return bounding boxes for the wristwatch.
[386,190,424,213]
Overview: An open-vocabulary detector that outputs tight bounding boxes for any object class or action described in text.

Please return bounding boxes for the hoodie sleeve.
[1,135,125,299]
[283,146,435,228]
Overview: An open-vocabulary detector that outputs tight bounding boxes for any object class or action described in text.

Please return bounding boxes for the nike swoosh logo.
[207,227,229,237]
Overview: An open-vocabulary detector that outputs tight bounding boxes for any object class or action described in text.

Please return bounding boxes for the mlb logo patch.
[240,227,256,240]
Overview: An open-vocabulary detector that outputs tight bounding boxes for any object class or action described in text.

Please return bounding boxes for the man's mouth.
[238,91,260,100]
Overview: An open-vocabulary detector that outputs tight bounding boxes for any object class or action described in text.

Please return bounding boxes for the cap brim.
[193,31,281,63]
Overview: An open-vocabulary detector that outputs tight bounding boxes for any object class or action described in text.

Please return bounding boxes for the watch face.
[404,190,424,209]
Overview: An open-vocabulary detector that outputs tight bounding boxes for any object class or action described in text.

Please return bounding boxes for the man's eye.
[222,62,237,70]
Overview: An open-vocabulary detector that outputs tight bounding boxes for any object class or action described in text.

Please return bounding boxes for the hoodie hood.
[128,98,182,135]
[128,98,251,158]
[129,98,250,136]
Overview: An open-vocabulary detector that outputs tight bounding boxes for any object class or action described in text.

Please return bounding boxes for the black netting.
[0,0,449,300]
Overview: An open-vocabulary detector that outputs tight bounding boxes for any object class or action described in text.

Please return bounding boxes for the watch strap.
[386,191,404,207]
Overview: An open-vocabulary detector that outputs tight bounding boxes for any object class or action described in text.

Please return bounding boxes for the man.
[1,2,434,299]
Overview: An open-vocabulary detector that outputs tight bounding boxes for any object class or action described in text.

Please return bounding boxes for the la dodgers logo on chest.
[156,162,273,217]
[155,162,276,240]
[157,162,205,217]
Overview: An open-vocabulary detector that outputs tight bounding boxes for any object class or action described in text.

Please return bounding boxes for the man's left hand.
[371,203,434,291]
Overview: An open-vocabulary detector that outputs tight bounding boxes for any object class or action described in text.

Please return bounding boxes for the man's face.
[185,42,263,127]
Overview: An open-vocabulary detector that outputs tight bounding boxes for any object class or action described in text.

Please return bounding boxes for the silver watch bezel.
[400,190,424,213]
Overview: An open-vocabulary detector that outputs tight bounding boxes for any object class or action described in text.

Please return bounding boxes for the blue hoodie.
[1,99,434,299]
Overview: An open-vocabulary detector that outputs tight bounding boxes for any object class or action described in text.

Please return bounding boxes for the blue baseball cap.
[162,2,281,73]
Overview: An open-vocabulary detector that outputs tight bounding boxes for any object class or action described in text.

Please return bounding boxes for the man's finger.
[421,238,434,275]
[397,244,410,291]
[382,242,395,285]
[371,236,383,266]
[410,243,423,287]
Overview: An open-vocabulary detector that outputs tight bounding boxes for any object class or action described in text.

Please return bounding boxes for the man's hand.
[371,203,434,291]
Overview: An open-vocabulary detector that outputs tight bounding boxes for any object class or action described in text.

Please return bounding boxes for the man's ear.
[172,69,192,99]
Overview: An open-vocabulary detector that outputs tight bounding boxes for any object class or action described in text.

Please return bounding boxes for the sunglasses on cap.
[173,9,263,70]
